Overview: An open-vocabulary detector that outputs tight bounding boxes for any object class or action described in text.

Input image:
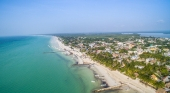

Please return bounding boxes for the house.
[78,43,84,48]
[117,59,122,63]
[137,58,145,62]
[128,50,134,54]
[101,42,107,46]
[112,53,119,58]
[163,48,169,52]
[105,48,112,53]
[121,62,125,67]
[117,42,123,47]
[123,46,129,50]
[97,50,102,54]
[157,61,162,66]
[115,51,119,53]
[108,38,113,40]
[149,46,158,51]
[136,48,144,55]
[151,74,159,81]
[121,54,129,59]
[131,55,138,60]
[146,58,155,64]
[128,43,135,49]
[150,59,157,64]
[89,43,95,48]
[135,65,144,69]
[164,52,170,57]
[163,76,170,83]
[144,49,150,52]
[166,65,170,71]
[165,82,170,89]
[165,88,170,92]
[156,88,167,93]
[114,46,119,50]
[148,40,156,43]
[134,73,139,78]
[137,39,144,44]
[133,51,138,54]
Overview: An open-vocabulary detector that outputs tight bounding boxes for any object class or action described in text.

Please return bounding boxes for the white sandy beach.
[51,36,156,93]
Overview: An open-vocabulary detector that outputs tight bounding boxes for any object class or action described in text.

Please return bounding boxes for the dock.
[93,84,123,93]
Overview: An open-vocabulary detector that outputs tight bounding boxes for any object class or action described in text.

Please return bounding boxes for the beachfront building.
[156,88,167,93]
[165,82,170,89]
[163,76,170,83]
[151,74,160,81]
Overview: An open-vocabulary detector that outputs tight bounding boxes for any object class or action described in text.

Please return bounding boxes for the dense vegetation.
[140,52,170,62]
[58,33,170,89]
[88,52,167,88]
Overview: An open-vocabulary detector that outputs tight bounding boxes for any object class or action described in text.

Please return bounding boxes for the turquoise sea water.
[0,36,100,93]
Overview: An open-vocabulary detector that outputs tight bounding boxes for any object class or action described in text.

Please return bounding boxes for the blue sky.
[0,0,170,36]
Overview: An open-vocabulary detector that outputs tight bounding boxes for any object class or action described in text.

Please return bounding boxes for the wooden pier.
[93,84,122,93]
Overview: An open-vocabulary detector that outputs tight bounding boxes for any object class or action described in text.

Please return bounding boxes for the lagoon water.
[139,33,170,38]
[0,36,100,93]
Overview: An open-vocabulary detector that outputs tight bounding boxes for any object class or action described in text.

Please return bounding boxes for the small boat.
[91,81,95,83]
[95,74,99,77]
[101,84,106,87]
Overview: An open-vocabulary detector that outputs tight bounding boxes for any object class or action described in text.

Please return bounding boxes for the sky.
[0,0,170,36]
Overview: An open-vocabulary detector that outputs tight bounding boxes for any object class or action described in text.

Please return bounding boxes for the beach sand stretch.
[51,36,156,93]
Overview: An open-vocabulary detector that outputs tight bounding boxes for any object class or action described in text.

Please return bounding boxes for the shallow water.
[0,36,100,93]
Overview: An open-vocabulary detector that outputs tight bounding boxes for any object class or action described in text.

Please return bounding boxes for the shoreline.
[52,36,156,93]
